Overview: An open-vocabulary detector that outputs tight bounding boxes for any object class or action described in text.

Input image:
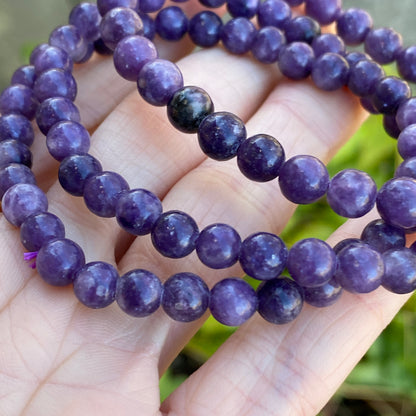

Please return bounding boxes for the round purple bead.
[284,16,321,44]
[33,68,77,103]
[311,34,345,57]
[116,188,162,235]
[97,0,138,16]
[116,269,162,317]
[198,111,246,160]
[278,42,315,80]
[395,157,416,179]
[0,164,36,198]
[344,51,369,67]
[227,0,259,19]
[199,0,226,7]
[335,243,384,293]
[311,53,349,91]
[137,59,183,106]
[360,97,379,114]
[37,238,85,286]
[305,0,341,25]
[155,6,188,41]
[397,46,416,83]
[0,84,38,120]
[11,65,36,88]
[333,238,363,254]
[69,2,102,42]
[348,59,384,97]
[138,0,165,13]
[49,25,88,63]
[336,8,372,46]
[162,272,209,322]
[361,219,405,253]
[188,11,223,48]
[220,17,256,55]
[382,248,416,294]
[138,12,156,40]
[196,223,241,269]
[278,154,329,204]
[33,45,73,76]
[29,44,49,66]
[210,278,257,326]
[251,27,286,64]
[239,232,288,280]
[0,114,34,147]
[94,37,114,55]
[303,278,342,308]
[257,0,291,30]
[2,183,48,227]
[371,76,411,115]
[364,27,403,65]
[327,169,377,218]
[383,114,401,139]
[396,98,416,131]
[151,210,199,258]
[398,124,416,159]
[20,212,65,252]
[0,140,32,169]
[257,277,303,324]
[74,262,118,308]
[285,0,303,5]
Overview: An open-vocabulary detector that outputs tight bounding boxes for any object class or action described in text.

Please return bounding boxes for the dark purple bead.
[94,37,114,55]
[335,243,384,293]
[278,155,329,204]
[251,27,286,64]
[29,44,49,65]
[383,114,401,139]
[0,114,34,147]
[303,278,342,308]
[327,169,377,218]
[0,164,35,198]
[284,16,321,44]
[311,34,345,57]
[210,278,257,326]
[364,27,403,65]
[371,76,411,115]
[278,42,315,80]
[74,262,118,308]
[116,188,162,235]
[113,35,158,81]
[167,86,214,134]
[348,59,384,97]
[220,17,257,55]
[155,6,188,41]
[116,269,162,317]
[382,248,416,294]
[344,51,369,67]
[398,124,416,159]
[376,177,416,230]
[237,134,285,182]
[239,232,288,280]
[197,111,246,160]
[69,2,102,42]
[2,183,48,227]
[49,25,88,63]
[257,277,303,324]
[97,0,138,16]
[257,0,291,30]
[227,0,259,19]
[138,0,165,13]
[0,140,32,169]
[33,68,77,103]
[189,11,223,48]
[196,223,241,269]
[137,59,183,106]
[58,154,103,197]
[20,212,65,252]
[285,0,303,5]
[11,66,36,88]
[396,98,416,131]
[287,238,337,287]
[333,238,363,254]
[311,53,349,91]
[46,121,90,162]
[100,7,144,50]
[199,0,226,7]
[305,0,341,25]
[397,46,416,83]
[395,157,416,179]
[137,12,156,40]
[361,219,405,253]
[151,210,199,258]
[336,8,373,46]
[83,171,129,217]
[33,45,73,76]
[37,238,85,286]
[162,272,209,322]
[0,84,38,120]
[360,96,379,115]
[36,97,80,135]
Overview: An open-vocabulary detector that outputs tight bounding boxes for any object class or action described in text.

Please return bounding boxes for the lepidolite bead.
[0,140,32,169]
[33,68,77,103]
[49,25,88,63]
[116,188,162,235]
[327,169,377,218]
[311,53,349,91]
[371,76,411,115]
[37,238,85,286]
[198,111,246,161]
[278,42,315,80]
[227,0,259,19]
[151,210,199,258]
[210,278,257,326]
[167,86,214,134]
[311,34,345,57]
[278,155,329,204]
[58,154,103,196]
[382,248,416,294]
[257,0,291,30]
[239,232,288,280]
[137,59,183,106]
[196,223,241,269]
[189,11,223,48]
[383,114,401,139]
[336,8,373,46]
[395,157,416,179]
[20,212,65,252]
[138,0,165,13]
[396,98,416,131]
[116,269,162,317]
[69,2,102,42]
[138,12,156,40]
[220,17,256,55]
[2,183,48,227]
[83,171,129,217]
[0,114,34,147]
[29,44,49,66]
[398,124,416,159]
[348,59,384,97]
[162,272,209,322]
[114,35,158,81]
[361,219,405,253]
[97,0,138,16]
[397,46,416,83]
[335,243,384,293]
[251,27,286,64]
[284,16,321,44]
[155,6,188,41]
[287,238,337,287]
[257,277,303,324]
[303,278,342,308]
[33,45,73,76]
[199,0,226,7]
[344,51,369,67]
[0,84,38,120]
[0,164,36,198]
[237,134,285,182]
[11,65,36,89]
[333,238,362,254]
[304,0,341,25]
[364,27,403,65]
[285,0,303,5]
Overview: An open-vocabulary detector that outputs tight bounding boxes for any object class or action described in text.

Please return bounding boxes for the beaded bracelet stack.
[1,0,416,327]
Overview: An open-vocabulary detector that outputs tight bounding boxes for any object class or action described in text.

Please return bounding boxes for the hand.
[0,8,412,415]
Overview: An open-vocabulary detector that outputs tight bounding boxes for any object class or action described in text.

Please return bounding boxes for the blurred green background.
[1,1,416,414]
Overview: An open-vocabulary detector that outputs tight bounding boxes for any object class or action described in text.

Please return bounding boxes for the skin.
[0,4,414,415]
